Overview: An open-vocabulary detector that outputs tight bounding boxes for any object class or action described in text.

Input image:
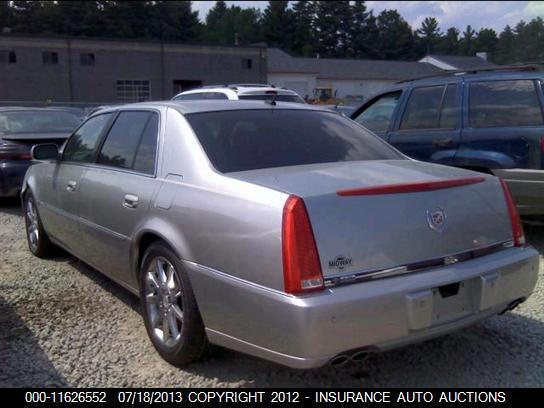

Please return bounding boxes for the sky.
[191,1,544,32]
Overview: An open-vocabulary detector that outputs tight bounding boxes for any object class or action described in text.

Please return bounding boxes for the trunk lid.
[228,160,513,278]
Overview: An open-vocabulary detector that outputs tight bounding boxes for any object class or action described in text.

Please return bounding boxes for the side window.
[469,80,544,128]
[63,113,113,163]
[98,111,158,174]
[353,92,401,132]
[400,86,444,130]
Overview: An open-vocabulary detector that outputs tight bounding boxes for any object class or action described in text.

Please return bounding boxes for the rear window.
[0,111,81,134]
[185,109,402,173]
[173,92,228,100]
[469,80,544,128]
[238,94,305,104]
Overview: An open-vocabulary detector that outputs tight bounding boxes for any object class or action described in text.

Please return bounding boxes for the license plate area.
[406,278,478,330]
[431,280,475,325]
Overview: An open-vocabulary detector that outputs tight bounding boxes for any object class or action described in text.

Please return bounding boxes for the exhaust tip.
[351,350,369,362]
[500,298,526,314]
[329,354,350,367]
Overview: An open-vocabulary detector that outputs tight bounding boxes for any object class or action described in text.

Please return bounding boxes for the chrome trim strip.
[324,240,513,287]
[78,216,128,241]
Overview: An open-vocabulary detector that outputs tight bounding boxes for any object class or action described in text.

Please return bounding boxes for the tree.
[0,0,14,31]
[261,1,294,50]
[376,9,415,60]
[149,1,201,41]
[460,24,476,55]
[349,1,380,58]
[516,17,544,63]
[416,16,441,55]
[437,27,460,55]
[314,0,352,58]
[474,28,498,57]
[291,0,317,56]
[494,25,516,64]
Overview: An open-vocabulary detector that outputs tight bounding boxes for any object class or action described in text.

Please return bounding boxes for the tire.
[139,242,210,366]
[23,192,53,258]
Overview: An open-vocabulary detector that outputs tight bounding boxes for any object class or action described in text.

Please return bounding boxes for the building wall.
[316,78,396,100]
[0,35,266,104]
[267,73,317,100]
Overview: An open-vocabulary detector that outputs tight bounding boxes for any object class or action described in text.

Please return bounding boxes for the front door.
[41,113,114,255]
[78,110,160,286]
[388,83,462,164]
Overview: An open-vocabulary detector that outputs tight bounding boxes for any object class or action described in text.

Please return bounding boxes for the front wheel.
[24,192,53,258]
[139,242,210,366]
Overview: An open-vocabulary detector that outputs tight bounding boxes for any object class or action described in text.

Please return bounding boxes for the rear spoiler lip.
[336,176,486,196]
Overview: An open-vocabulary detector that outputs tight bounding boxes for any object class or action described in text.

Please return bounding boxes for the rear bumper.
[0,161,31,197]
[492,169,544,215]
[185,246,539,369]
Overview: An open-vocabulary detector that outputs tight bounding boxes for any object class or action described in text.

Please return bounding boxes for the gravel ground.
[1,197,543,388]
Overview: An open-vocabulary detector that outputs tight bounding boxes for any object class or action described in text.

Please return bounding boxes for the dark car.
[0,107,82,197]
[350,68,544,215]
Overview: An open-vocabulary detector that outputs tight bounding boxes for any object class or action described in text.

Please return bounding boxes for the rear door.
[40,113,114,254]
[78,110,160,286]
[458,78,544,170]
[388,82,462,164]
[351,91,403,141]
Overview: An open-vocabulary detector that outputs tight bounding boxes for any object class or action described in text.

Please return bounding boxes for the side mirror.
[32,143,59,161]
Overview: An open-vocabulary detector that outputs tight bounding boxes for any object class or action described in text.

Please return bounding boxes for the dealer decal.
[328,255,353,271]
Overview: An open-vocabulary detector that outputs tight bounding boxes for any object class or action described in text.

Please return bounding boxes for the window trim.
[467,79,544,129]
[60,109,161,178]
[397,83,459,132]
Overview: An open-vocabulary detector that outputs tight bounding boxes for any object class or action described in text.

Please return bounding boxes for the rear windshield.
[0,111,82,134]
[185,109,402,173]
[238,94,306,104]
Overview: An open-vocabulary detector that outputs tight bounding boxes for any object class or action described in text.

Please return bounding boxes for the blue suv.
[351,68,544,215]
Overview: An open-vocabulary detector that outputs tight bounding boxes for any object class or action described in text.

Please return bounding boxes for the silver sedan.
[22,101,539,369]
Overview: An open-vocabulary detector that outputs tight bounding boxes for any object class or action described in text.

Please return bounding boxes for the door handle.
[123,194,139,209]
[66,180,77,192]
[432,138,454,147]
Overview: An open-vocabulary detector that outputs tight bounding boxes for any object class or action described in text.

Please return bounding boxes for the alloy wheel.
[144,257,184,348]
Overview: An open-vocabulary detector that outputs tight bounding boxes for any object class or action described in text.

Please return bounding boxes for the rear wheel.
[24,192,53,258]
[139,242,210,366]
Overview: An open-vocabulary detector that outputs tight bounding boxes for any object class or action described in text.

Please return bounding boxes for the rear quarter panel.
[134,108,289,291]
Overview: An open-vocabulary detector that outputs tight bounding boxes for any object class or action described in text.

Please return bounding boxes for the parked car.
[23,100,538,369]
[0,107,83,197]
[350,68,544,215]
[172,84,306,103]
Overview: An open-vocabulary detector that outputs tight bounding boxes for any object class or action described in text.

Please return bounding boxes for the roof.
[95,100,332,116]
[424,54,497,70]
[267,48,443,80]
[175,85,299,97]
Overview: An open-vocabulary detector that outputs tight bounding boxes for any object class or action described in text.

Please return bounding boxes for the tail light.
[0,144,31,161]
[282,195,324,294]
[499,178,525,247]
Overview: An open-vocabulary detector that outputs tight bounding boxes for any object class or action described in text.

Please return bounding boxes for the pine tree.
[376,9,415,60]
[261,1,294,50]
[314,0,352,58]
[416,16,441,55]
[437,27,460,55]
[494,25,517,64]
[460,25,476,55]
[474,28,498,58]
[291,1,317,56]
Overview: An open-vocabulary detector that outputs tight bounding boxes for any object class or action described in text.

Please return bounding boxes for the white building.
[267,48,443,102]
[418,53,496,71]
